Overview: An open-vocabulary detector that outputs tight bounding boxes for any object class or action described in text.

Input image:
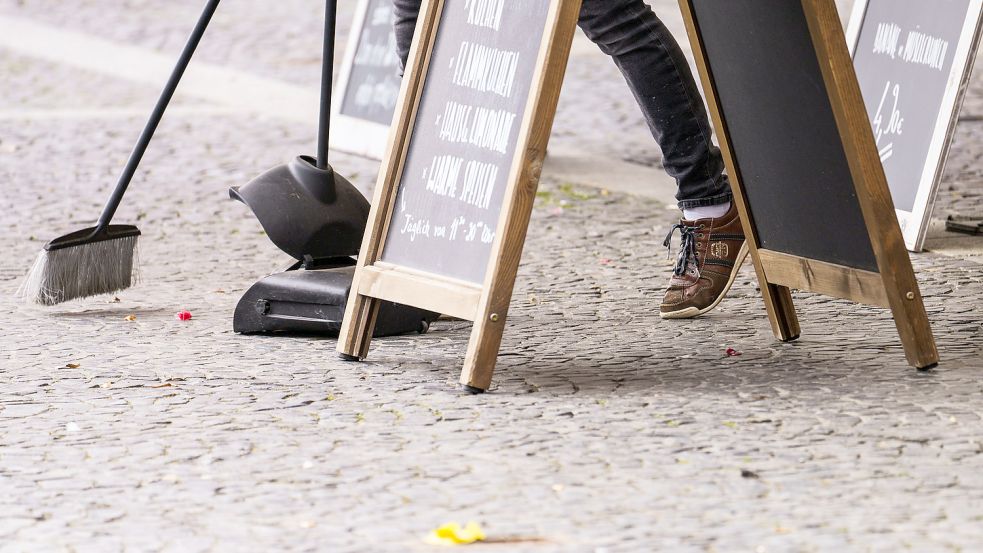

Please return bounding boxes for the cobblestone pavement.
[2,2,983,552]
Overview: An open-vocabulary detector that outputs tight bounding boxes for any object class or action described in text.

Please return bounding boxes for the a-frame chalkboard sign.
[338,0,582,391]
[678,0,939,369]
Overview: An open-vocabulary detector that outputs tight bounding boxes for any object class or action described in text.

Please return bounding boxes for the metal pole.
[316,0,337,170]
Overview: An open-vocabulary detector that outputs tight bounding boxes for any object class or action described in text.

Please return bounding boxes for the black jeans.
[392,0,731,209]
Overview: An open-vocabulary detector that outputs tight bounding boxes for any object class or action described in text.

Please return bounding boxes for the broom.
[19,0,221,305]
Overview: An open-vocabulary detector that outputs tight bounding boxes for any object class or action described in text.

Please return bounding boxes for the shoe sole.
[660,241,750,320]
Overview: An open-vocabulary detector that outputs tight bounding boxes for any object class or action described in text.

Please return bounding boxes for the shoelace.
[663,224,700,276]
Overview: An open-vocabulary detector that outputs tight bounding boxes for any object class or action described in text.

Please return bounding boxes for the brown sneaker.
[660,203,748,319]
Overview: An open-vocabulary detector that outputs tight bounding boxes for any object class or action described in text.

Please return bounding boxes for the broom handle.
[97,0,222,230]
[316,0,337,170]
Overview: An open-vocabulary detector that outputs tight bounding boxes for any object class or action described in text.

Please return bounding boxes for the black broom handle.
[97,0,222,230]
[316,0,337,170]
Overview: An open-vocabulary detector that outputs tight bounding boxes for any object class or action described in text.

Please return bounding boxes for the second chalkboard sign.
[338,0,582,391]
[847,0,983,251]
[332,0,402,159]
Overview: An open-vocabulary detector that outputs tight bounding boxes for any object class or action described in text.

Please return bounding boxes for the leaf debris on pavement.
[425,521,486,546]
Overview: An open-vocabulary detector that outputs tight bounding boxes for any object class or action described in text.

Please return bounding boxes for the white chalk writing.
[871,21,949,71]
[425,155,463,199]
[354,30,399,68]
[458,160,498,210]
[397,212,494,244]
[872,22,901,59]
[400,214,431,242]
[872,81,904,162]
[438,101,517,154]
[900,30,949,71]
[464,0,505,31]
[352,74,400,112]
[452,42,519,98]
[370,4,391,25]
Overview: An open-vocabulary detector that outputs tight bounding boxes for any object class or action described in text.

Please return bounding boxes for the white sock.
[683,201,731,221]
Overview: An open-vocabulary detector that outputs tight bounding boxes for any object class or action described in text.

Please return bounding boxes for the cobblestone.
[1,1,982,552]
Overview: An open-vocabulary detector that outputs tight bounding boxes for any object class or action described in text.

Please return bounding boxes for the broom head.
[19,225,140,305]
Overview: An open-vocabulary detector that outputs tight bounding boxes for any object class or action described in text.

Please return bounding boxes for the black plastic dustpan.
[230,0,368,263]
[231,0,437,338]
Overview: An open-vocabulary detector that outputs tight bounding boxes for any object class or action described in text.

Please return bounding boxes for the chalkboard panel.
[690,0,879,272]
[380,0,551,283]
[339,0,402,126]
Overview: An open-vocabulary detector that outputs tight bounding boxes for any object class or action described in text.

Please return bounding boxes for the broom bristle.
[18,236,140,305]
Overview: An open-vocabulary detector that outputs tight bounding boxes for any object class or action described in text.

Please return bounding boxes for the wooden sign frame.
[678,0,939,370]
[331,0,398,160]
[845,0,983,252]
[337,0,583,391]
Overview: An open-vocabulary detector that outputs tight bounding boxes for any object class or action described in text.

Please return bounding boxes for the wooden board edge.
[757,249,890,308]
[360,265,482,320]
[337,0,446,358]
[801,0,938,368]
[459,0,584,389]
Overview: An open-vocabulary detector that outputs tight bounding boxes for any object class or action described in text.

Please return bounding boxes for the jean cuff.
[677,191,733,210]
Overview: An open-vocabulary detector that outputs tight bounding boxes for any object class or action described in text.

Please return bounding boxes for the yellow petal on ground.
[124,315,137,321]
[424,521,486,546]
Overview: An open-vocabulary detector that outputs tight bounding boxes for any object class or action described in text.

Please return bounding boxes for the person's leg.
[577,0,745,319]
[577,0,730,213]
[396,0,726,212]
[392,0,423,72]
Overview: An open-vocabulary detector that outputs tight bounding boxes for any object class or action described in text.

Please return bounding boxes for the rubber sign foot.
[338,353,362,362]
[461,384,486,395]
